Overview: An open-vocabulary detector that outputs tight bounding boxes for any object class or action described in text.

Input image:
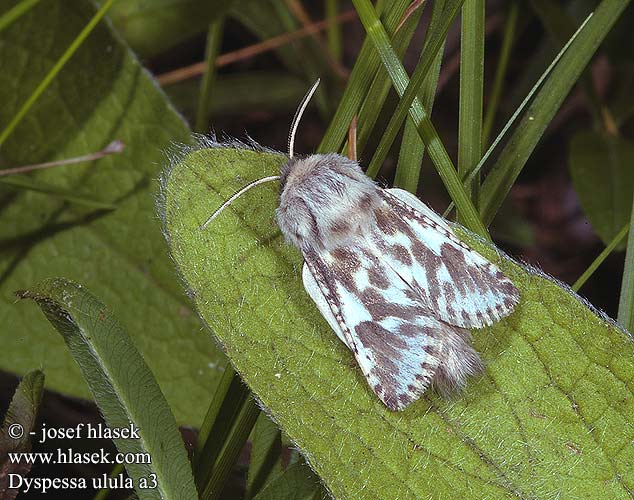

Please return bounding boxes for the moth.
[202,80,520,411]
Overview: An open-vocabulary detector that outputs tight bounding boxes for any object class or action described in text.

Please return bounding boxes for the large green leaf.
[18,278,197,500]
[0,0,223,425]
[570,131,634,250]
[162,144,634,499]
[103,0,230,58]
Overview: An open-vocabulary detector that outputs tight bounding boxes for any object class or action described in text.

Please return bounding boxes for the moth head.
[276,153,381,252]
[200,79,382,252]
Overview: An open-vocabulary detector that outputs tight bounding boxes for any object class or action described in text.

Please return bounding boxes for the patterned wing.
[303,245,453,411]
[369,189,520,329]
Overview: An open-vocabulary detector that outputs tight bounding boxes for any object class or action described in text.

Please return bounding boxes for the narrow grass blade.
[93,463,125,500]
[394,35,445,191]
[530,0,603,127]
[194,367,250,491]
[443,12,593,219]
[325,0,342,62]
[573,222,628,292]
[618,196,634,330]
[479,0,628,226]
[201,397,260,500]
[318,0,411,153]
[0,370,44,500]
[17,278,198,500]
[0,0,116,147]
[457,0,485,220]
[353,2,425,156]
[482,1,519,147]
[393,0,445,193]
[195,16,226,132]
[0,0,40,33]
[245,414,282,499]
[354,0,489,238]
[0,176,116,209]
[364,0,465,179]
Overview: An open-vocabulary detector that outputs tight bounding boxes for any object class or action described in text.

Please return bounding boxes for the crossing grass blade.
[353,0,489,239]
[479,0,629,226]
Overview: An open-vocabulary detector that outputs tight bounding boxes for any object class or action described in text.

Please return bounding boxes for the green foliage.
[162,145,634,499]
[105,0,231,58]
[0,0,224,425]
[480,0,630,226]
[246,414,283,499]
[570,132,634,250]
[252,462,326,500]
[19,278,198,500]
[0,370,44,500]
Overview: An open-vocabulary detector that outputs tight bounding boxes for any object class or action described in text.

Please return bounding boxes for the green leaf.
[0,0,224,425]
[18,278,198,500]
[246,414,283,499]
[229,0,330,117]
[162,145,634,499]
[104,0,231,58]
[252,462,326,500]
[570,131,634,250]
[0,370,44,500]
[166,72,308,119]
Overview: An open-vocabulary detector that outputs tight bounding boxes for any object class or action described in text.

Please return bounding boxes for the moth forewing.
[302,262,351,348]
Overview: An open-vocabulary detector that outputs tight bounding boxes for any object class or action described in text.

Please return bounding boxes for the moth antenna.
[288,78,320,159]
[199,175,280,231]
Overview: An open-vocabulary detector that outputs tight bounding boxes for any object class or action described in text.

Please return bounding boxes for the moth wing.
[302,263,351,348]
[302,246,445,411]
[374,189,520,329]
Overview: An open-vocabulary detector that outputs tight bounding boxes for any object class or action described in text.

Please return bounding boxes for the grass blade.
[252,461,326,500]
[0,0,40,33]
[245,414,282,499]
[479,0,628,226]
[353,0,489,238]
[201,397,260,500]
[482,1,519,147]
[353,2,425,156]
[364,0,465,180]
[457,0,485,220]
[0,0,116,147]
[618,196,634,330]
[17,278,198,500]
[0,175,116,209]
[325,0,342,62]
[394,0,445,192]
[195,16,226,132]
[194,367,250,491]
[443,12,593,219]
[318,0,412,153]
[572,222,628,292]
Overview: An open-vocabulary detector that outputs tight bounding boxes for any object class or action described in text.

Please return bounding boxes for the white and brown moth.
[202,80,520,411]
